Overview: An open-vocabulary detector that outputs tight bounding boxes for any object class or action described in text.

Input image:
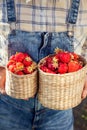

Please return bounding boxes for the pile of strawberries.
[7,52,37,75]
[39,48,84,74]
[7,49,85,75]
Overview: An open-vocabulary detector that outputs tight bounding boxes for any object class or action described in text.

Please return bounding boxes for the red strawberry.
[79,64,83,69]
[23,66,33,74]
[9,55,15,61]
[40,66,56,74]
[16,71,24,75]
[15,52,25,62]
[47,63,54,71]
[23,56,32,67]
[70,52,79,60]
[52,56,58,68]
[58,63,68,74]
[47,62,58,71]
[7,60,15,68]
[23,53,29,57]
[58,52,71,63]
[31,62,37,70]
[16,62,24,71]
[54,54,59,60]
[68,61,80,72]
[46,56,53,65]
[8,64,16,73]
[46,56,58,71]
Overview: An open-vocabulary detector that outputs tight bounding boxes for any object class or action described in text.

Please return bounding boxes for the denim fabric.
[0,31,74,130]
[0,94,74,130]
[7,31,42,63]
[0,93,35,130]
[33,98,74,130]
[7,31,74,63]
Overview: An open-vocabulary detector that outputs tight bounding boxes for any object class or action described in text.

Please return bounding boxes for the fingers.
[0,87,6,94]
[81,91,87,99]
[81,77,87,99]
[0,67,6,94]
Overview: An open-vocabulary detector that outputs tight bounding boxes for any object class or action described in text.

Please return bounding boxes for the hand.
[0,67,6,94]
[81,75,87,99]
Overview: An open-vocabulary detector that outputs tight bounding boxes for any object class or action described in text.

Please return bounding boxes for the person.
[0,0,87,130]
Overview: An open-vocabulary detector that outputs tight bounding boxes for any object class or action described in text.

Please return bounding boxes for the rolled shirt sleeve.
[0,31,9,67]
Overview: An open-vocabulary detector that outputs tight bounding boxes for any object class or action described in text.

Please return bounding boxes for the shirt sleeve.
[0,34,8,67]
[0,1,10,67]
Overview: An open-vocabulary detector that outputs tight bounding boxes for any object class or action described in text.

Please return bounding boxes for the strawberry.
[47,61,58,71]
[40,66,56,74]
[23,66,33,74]
[9,55,16,61]
[46,55,58,71]
[23,53,29,58]
[23,56,33,67]
[7,60,15,68]
[15,52,25,62]
[70,52,79,60]
[58,51,71,63]
[47,63,55,71]
[16,71,24,75]
[79,64,83,69]
[30,62,37,70]
[23,62,37,74]
[68,61,80,72]
[52,55,59,68]
[46,56,53,65]
[8,64,16,73]
[58,63,68,74]
[16,62,24,71]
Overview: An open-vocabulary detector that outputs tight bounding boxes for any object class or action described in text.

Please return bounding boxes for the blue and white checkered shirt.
[0,0,87,66]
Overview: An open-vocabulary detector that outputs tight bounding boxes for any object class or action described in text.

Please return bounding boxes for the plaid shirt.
[0,0,87,56]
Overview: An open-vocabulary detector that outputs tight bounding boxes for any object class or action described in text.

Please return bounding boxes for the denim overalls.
[0,0,80,129]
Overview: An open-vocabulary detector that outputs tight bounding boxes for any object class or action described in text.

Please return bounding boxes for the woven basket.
[38,56,87,110]
[5,68,37,99]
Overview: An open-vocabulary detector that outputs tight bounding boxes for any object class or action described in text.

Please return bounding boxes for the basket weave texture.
[5,68,37,99]
[38,57,87,110]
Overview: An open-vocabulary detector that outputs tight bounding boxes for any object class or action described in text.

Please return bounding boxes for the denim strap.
[67,0,80,24]
[6,0,16,34]
[67,0,80,37]
[6,0,16,23]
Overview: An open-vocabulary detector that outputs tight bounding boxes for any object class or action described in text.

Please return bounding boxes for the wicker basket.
[5,68,37,99]
[38,56,87,110]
